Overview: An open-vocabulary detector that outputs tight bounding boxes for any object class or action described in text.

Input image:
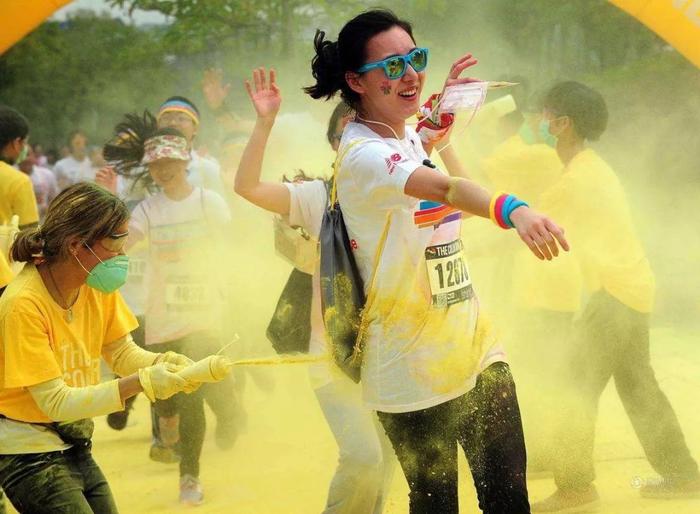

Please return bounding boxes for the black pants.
[0,446,117,514]
[553,290,699,490]
[377,362,530,514]
[151,333,238,478]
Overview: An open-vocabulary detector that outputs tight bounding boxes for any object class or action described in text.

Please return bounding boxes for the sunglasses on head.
[356,47,429,80]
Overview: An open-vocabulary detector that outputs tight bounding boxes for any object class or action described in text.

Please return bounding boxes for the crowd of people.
[0,7,697,514]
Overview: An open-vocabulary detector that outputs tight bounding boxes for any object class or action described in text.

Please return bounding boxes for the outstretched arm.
[405,168,568,260]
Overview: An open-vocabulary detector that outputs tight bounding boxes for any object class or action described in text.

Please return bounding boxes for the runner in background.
[532,81,700,512]
[18,146,59,222]
[235,68,396,514]
[104,112,238,506]
[304,9,569,513]
[0,182,195,514]
[54,130,94,190]
[0,106,39,230]
[156,96,225,196]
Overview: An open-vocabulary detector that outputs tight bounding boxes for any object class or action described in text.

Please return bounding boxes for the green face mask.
[16,141,29,164]
[518,123,537,145]
[538,120,558,148]
[75,245,129,293]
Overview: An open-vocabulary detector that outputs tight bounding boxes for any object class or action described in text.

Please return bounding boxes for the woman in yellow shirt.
[0,182,196,514]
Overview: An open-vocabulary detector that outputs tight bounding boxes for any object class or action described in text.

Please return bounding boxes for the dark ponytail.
[304,9,414,109]
[10,226,44,264]
[103,110,185,188]
[305,30,344,101]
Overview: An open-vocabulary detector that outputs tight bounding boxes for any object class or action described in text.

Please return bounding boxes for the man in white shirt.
[18,147,59,221]
[53,130,94,190]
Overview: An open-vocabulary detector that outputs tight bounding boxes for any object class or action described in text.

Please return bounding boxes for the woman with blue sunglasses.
[305,9,569,514]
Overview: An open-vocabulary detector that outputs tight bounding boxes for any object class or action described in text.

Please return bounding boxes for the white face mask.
[439,82,488,114]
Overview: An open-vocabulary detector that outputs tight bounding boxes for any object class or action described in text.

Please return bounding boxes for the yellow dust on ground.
[6,326,700,513]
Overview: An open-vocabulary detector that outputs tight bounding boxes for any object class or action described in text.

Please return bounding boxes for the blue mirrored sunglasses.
[356,47,429,80]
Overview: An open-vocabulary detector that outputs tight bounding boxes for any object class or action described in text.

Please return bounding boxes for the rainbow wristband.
[489,193,529,229]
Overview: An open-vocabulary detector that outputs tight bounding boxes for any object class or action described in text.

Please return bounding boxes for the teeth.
[399,89,416,97]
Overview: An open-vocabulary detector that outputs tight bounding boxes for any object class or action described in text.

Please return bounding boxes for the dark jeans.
[378,362,530,514]
[150,333,238,478]
[553,290,699,490]
[0,446,118,514]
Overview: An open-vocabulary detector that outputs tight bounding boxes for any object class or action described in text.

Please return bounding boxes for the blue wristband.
[503,197,529,228]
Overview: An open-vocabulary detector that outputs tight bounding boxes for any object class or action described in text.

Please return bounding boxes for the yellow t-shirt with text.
[0,265,138,423]
[0,161,39,226]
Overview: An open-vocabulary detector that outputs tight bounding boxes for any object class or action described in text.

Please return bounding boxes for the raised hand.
[443,53,480,92]
[510,207,570,260]
[244,67,281,121]
[202,68,231,111]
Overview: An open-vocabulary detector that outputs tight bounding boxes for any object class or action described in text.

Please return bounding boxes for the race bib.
[165,281,210,311]
[425,239,474,308]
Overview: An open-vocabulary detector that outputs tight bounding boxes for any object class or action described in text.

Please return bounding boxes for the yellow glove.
[138,363,189,402]
[157,351,195,369]
[156,352,200,393]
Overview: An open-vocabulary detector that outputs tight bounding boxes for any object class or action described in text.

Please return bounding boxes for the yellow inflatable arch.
[0,0,698,68]
[0,0,72,55]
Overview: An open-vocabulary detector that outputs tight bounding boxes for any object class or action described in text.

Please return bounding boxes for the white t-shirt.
[130,187,231,345]
[117,175,152,316]
[188,151,224,196]
[336,122,505,413]
[27,165,59,221]
[54,155,94,189]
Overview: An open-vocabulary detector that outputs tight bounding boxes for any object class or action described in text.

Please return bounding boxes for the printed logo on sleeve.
[384,152,404,175]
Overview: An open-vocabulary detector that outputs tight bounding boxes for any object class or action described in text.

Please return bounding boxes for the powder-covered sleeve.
[128,200,148,241]
[203,190,232,224]
[283,179,327,238]
[342,139,423,210]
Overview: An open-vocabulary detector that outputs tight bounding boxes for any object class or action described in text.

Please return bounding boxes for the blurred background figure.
[18,146,59,222]
[54,130,93,189]
[532,81,700,512]
[0,105,39,230]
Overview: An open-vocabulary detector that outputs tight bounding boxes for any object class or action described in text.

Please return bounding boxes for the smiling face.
[148,158,189,189]
[347,26,425,128]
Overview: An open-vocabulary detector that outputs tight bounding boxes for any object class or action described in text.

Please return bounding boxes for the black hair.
[304,9,414,109]
[160,95,200,117]
[0,105,29,149]
[103,110,185,187]
[67,129,87,148]
[543,81,608,141]
[326,102,352,145]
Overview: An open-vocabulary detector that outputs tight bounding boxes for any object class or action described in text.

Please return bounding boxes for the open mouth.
[398,87,418,100]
